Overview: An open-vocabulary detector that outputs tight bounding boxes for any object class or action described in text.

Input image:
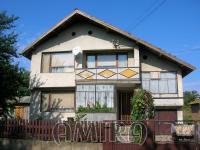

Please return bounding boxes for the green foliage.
[184,91,200,105]
[183,105,192,120]
[131,89,154,121]
[0,11,30,117]
[75,113,87,121]
[130,89,154,144]
[17,68,30,98]
[77,102,114,113]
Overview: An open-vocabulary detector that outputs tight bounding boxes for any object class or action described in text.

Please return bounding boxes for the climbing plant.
[130,89,154,144]
[131,89,154,121]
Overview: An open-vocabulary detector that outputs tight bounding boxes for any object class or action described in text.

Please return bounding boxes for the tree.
[17,69,30,98]
[184,90,200,105]
[0,11,29,117]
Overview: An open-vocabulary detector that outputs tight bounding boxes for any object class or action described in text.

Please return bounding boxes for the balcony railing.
[75,67,140,81]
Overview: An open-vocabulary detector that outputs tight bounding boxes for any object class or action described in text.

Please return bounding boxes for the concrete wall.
[0,138,102,150]
[30,21,137,88]
[140,50,183,100]
[140,49,184,120]
[80,113,117,121]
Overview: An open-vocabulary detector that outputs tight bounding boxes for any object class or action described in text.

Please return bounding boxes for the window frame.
[76,84,115,110]
[40,90,75,112]
[141,71,178,94]
[41,51,74,73]
[86,52,128,69]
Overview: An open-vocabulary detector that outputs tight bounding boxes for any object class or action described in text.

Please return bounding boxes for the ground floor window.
[41,91,74,112]
[76,85,114,108]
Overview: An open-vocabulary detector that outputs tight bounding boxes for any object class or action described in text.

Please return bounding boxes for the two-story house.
[22,9,195,121]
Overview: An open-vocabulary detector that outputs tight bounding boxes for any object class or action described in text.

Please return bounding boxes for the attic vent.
[72,32,76,36]
[88,30,93,35]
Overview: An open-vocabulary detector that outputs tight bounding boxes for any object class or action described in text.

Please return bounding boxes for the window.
[76,85,114,108]
[41,91,74,112]
[87,55,96,68]
[86,53,128,68]
[142,72,177,94]
[41,52,74,73]
[118,54,128,67]
[97,55,116,68]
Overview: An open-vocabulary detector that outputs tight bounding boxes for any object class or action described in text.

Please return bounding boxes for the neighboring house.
[14,96,30,120]
[190,100,200,120]
[22,9,195,121]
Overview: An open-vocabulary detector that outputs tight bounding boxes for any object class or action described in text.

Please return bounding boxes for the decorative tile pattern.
[77,70,94,79]
[98,69,116,78]
[119,69,137,78]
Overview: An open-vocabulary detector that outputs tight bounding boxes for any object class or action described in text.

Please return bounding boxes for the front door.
[118,91,133,120]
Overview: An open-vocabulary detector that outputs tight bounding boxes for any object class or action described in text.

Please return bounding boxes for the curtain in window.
[118,54,127,67]
[41,92,74,112]
[96,85,114,108]
[51,53,74,73]
[76,85,95,108]
[168,79,177,93]
[159,79,168,93]
[97,55,116,68]
[42,54,50,73]
[150,80,159,93]
[76,85,114,108]
[142,72,177,94]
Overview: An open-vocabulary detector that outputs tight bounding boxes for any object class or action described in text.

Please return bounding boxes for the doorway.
[118,90,133,120]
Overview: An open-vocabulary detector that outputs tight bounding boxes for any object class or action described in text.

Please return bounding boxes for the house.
[22,9,195,121]
[14,96,30,120]
[190,100,200,120]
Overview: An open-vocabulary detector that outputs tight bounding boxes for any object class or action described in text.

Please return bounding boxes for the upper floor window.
[86,53,128,68]
[97,54,116,68]
[142,72,177,94]
[41,52,74,73]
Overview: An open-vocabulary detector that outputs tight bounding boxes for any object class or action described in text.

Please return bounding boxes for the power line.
[132,0,167,31]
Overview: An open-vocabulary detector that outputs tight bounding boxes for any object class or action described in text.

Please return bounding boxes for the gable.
[22,9,195,76]
[33,21,135,54]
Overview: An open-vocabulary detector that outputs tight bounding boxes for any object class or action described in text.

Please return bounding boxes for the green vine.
[131,89,154,144]
[131,89,154,120]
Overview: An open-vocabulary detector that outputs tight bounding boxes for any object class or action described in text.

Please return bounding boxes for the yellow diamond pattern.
[120,69,137,78]
[78,70,94,79]
[98,69,116,78]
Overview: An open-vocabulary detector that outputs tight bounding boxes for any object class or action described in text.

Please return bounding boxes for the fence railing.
[0,119,106,142]
[0,119,199,144]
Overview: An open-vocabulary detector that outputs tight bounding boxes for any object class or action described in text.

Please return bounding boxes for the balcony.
[75,67,140,82]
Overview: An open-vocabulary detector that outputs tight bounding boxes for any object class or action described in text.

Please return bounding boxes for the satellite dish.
[72,46,81,56]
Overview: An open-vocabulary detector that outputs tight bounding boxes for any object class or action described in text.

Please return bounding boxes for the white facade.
[23,10,194,121]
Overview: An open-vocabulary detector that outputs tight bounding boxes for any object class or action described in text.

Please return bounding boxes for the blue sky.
[1,0,200,92]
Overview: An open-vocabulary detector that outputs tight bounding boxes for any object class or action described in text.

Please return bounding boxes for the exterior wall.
[29,19,186,121]
[80,113,117,121]
[30,90,75,120]
[30,21,136,88]
[140,49,184,120]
